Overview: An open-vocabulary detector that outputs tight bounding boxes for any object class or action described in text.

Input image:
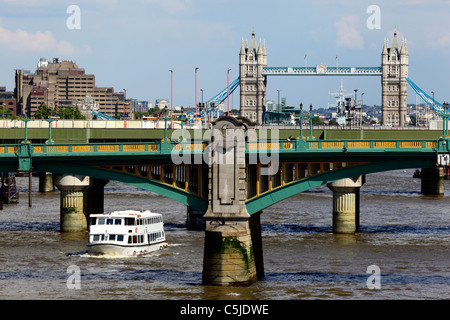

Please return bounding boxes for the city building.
[381,28,409,126]
[15,58,129,118]
[131,99,151,113]
[155,99,170,110]
[0,86,17,116]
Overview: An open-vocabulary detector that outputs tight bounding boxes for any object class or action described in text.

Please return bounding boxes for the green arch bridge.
[0,134,448,214]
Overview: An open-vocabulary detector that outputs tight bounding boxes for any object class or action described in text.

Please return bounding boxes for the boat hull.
[87,242,167,256]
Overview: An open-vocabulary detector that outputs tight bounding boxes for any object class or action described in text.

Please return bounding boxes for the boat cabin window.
[106,219,114,225]
[124,218,135,226]
[127,235,144,244]
[92,234,124,242]
[114,219,122,225]
[148,231,164,243]
[97,218,105,225]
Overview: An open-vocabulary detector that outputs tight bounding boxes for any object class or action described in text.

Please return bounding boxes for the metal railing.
[0,138,442,158]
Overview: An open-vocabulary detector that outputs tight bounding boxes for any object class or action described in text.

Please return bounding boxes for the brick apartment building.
[0,86,17,116]
[15,58,130,118]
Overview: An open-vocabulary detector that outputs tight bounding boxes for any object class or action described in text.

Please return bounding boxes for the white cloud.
[0,25,77,55]
[334,16,364,50]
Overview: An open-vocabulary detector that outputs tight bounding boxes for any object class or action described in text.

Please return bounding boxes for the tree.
[0,106,17,119]
[133,111,150,119]
[311,116,323,125]
[34,104,51,119]
[59,106,85,120]
[328,118,338,126]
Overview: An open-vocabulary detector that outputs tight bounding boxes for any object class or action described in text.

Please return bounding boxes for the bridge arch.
[245,158,434,215]
[33,163,209,212]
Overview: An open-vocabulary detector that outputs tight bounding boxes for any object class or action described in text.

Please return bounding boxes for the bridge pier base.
[327,176,365,234]
[38,172,54,192]
[54,175,109,232]
[421,167,444,195]
[202,211,263,286]
[186,206,205,230]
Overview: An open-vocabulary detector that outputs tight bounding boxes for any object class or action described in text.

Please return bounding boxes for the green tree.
[34,104,51,119]
[311,116,323,125]
[133,111,150,119]
[0,106,17,119]
[58,106,85,120]
[328,118,338,126]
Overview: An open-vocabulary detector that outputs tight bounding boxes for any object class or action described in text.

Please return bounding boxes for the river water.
[0,169,448,300]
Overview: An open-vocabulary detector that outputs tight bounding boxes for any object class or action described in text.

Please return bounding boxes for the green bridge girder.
[0,136,448,214]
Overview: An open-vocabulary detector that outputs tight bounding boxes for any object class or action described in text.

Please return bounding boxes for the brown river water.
[0,169,448,300]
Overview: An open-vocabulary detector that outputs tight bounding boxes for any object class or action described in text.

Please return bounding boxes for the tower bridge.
[239,28,408,126]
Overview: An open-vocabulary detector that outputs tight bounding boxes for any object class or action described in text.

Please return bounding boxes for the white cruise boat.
[87,210,167,256]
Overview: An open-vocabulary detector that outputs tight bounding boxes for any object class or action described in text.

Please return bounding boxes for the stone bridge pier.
[421,167,444,195]
[202,117,263,286]
[327,176,365,234]
[54,174,109,232]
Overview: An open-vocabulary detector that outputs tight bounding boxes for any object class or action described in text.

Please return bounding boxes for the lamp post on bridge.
[227,68,231,116]
[19,115,31,144]
[308,104,314,140]
[298,103,315,141]
[44,115,57,144]
[169,69,173,128]
[163,107,169,142]
[443,102,449,138]
[180,106,186,142]
[195,67,199,126]
[431,90,435,128]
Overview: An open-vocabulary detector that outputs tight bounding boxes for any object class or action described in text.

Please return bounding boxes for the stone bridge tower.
[381,28,409,126]
[239,28,267,125]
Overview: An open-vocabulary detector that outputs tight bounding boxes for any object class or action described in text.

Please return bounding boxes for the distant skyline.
[1,0,449,109]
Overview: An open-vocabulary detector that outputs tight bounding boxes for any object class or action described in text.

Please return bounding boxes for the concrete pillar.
[249,211,264,280]
[54,175,109,232]
[421,167,444,195]
[202,117,261,286]
[186,206,205,230]
[327,176,365,234]
[54,174,90,232]
[38,172,54,192]
[87,177,109,215]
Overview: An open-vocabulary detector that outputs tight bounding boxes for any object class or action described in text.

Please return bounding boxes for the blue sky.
[1,0,449,109]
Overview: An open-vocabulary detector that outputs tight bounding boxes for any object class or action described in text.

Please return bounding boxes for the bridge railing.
[246,139,438,151]
[0,141,210,157]
[0,138,442,158]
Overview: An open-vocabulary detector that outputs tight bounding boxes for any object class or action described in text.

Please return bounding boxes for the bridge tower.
[239,28,267,125]
[381,27,409,126]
